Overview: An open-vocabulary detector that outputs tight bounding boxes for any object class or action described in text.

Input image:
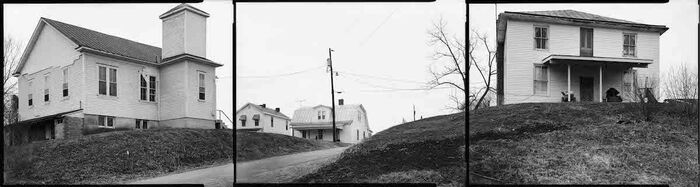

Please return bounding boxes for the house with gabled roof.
[496,10,668,105]
[290,99,372,143]
[235,103,292,135]
[6,4,223,145]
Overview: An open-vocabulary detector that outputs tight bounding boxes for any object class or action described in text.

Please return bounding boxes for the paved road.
[235,147,349,183]
[130,163,233,187]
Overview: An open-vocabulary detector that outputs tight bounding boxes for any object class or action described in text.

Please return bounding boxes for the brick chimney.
[159,3,209,59]
[338,99,344,105]
[260,104,266,108]
[275,108,280,112]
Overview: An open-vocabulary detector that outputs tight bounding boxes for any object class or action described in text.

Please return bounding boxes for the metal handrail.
[217,110,233,124]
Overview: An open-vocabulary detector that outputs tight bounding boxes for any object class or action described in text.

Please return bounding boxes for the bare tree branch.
[426,18,467,110]
[4,36,24,125]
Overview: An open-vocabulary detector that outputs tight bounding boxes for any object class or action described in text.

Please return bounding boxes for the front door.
[580,77,594,102]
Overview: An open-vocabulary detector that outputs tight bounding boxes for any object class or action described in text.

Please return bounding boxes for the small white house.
[290,100,372,143]
[235,103,292,135]
[496,10,668,105]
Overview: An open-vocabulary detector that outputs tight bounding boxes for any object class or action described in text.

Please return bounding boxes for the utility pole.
[413,104,416,121]
[328,48,337,142]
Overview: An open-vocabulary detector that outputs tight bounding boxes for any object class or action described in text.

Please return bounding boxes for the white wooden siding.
[504,20,661,104]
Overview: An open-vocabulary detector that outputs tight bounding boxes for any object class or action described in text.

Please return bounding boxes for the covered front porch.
[290,120,350,142]
[542,55,652,102]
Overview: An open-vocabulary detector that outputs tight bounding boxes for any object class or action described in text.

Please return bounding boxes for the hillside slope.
[295,112,466,186]
[469,103,698,185]
[236,131,348,162]
[4,129,233,184]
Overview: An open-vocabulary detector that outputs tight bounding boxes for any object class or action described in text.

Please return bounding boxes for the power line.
[359,8,398,46]
[341,75,452,92]
[236,65,324,78]
[353,87,453,93]
[338,70,426,84]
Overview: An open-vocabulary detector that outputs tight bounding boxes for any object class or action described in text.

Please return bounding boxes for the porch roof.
[543,55,652,67]
[5,109,83,129]
[290,120,352,130]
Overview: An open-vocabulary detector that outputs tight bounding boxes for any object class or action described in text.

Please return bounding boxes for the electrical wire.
[340,74,452,93]
[359,8,398,46]
[236,65,325,78]
[337,70,427,84]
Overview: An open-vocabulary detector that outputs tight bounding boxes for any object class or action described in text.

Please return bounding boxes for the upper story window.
[623,33,637,57]
[271,116,274,127]
[198,72,206,101]
[62,68,69,97]
[580,28,594,57]
[322,111,326,119]
[140,75,157,102]
[240,115,247,127]
[253,114,260,126]
[44,75,50,102]
[98,65,117,96]
[28,81,33,106]
[534,26,549,50]
[317,111,321,120]
[533,64,549,95]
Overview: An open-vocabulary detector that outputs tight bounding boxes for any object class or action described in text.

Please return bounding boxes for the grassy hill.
[4,128,233,184]
[236,131,349,162]
[469,103,698,185]
[294,112,466,187]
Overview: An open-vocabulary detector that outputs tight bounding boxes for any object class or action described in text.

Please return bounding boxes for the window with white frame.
[534,26,549,49]
[44,75,50,102]
[623,33,636,57]
[28,81,33,106]
[533,65,549,95]
[322,111,326,119]
[62,68,68,97]
[135,119,148,129]
[98,115,115,127]
[198,72,205,100]
[140,74,156,102]
[240,115,247,127]
[149,76,156,101]
[317,111,321,120]
[98,66,117,96]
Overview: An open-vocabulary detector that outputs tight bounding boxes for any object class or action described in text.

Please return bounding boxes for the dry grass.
[4,128,233,184]
[294,112,466,186]
[235,131,347,162]
[469,103,698,185]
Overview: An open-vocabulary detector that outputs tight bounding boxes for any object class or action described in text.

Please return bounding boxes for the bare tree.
[427,18,466,111]
[467,29,496,110]
[4,36,24,125]
[663,63,698,100]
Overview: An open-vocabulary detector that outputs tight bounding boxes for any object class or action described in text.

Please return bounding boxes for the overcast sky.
[235,2,466,133]
[3,1,234,128]
[469,1,699,100]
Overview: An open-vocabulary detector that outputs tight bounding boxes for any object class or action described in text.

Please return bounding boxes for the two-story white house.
[495,10,668,105]
[235,103,292,135]
[7,4,223,145]
[290,99,372,144]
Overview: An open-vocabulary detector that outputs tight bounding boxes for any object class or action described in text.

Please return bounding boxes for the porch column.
[567,64,571,101]
[600,65,603,102]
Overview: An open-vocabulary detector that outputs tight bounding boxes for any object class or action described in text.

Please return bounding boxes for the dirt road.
[130,162,233,187]
[235,147,348,183]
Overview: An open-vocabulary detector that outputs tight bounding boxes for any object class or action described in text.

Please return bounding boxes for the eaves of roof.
[497,11,669,43]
